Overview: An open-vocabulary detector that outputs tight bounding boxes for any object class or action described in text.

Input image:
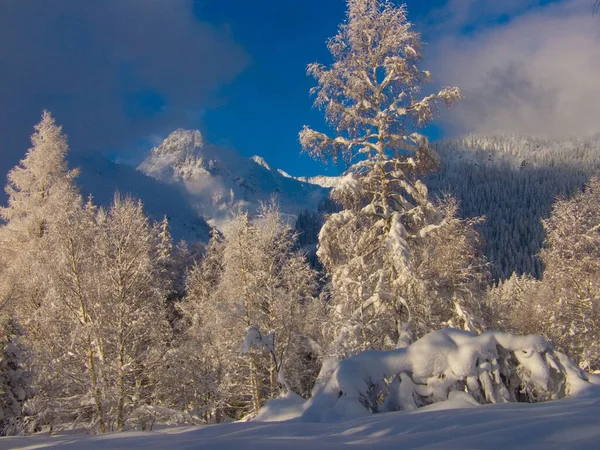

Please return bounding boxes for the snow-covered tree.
[0,112,85,432]
[153,215,190,324]
[95,195,172,431]
[0,317,32,435]
[484,178,600,371]
[430,133,598,281]
[536,178,600,371]
[0,111,79,238]
[299,0,461,165]
[486,271,540,333]
[0,111,81,317]
[168,228,226,422]
[28,197,107,432]
[300,0,482,357]
[250,204,322,398]
[178,205,322,420]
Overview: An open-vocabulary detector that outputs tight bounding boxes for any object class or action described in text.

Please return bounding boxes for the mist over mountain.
[137,129,331,228]
[69,152,211,242]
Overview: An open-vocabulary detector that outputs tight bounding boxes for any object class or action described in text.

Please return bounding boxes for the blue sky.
[1,0,598,182]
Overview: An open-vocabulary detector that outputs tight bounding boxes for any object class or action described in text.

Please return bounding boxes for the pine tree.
[0,111,81,317]
[0,111,79,239]
[0,112,85,432]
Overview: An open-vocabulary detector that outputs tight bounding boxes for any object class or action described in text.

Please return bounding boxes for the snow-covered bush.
[300,328,590,422]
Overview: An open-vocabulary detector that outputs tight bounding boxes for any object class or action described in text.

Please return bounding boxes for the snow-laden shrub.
[300,328,590,422]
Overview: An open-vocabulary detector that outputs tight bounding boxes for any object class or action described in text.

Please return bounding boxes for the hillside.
[69,152,211,242]
[429,133,600,280]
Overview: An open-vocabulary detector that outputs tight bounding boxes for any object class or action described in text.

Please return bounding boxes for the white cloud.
[426,0,600,137]
[0,0,249,174]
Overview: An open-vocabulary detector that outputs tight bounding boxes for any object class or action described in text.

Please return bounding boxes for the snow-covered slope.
[138,129,331,228]
[5,381,600,449]
[69,152,211,242]
[277,168,341,189]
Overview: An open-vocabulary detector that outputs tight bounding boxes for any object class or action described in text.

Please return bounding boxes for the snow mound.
[299,328,591,423]
[253,392,306,422]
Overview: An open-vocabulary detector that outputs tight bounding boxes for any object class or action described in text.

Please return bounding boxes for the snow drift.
[294,328,590,423]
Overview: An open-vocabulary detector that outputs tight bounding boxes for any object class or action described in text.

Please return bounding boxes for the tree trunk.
[117,324,126,431]
[249,355,261,413]
[88,338,105,433]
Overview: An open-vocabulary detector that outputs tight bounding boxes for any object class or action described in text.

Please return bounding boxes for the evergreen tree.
[0,111,81,317]
[0,111,79,238]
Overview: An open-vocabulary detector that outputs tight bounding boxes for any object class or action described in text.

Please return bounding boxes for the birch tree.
[95,195,172,431]
[179,205,322,419]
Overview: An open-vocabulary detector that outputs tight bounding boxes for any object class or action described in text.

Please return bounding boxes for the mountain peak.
[152,129,203,157]
[138,129,332,228]
[250,155,272,171]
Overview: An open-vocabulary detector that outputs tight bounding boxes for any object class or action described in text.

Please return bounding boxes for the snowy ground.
[5,381,600,450]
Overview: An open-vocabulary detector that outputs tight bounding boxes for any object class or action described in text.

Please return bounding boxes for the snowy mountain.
[138,129,331,228]
[69,152,211,242]
[277,168,341,189]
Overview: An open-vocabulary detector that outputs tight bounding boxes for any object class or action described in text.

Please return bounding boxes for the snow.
[250,155,271,171]
[293,175,341,188]
[5,384,600,449]
[240,325,275,354]
[137,129,331,229]
[68,152,211,242]
[253,391,306,422]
